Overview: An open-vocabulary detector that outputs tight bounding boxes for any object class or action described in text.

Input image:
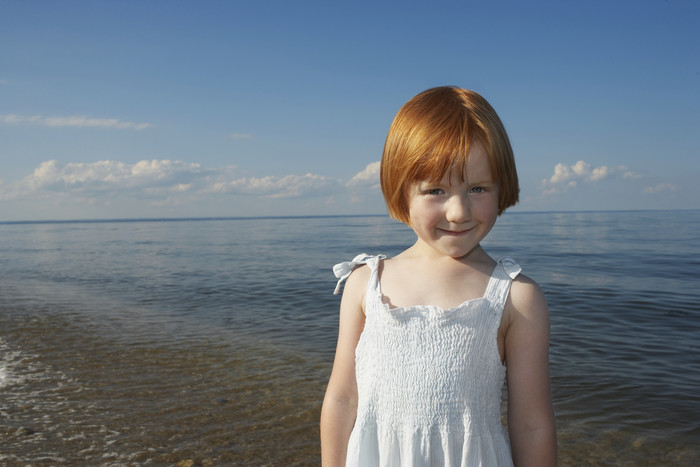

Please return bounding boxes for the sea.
[0,210,698,466]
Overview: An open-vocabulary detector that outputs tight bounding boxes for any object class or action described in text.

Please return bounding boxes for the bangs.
[408,115,490,185]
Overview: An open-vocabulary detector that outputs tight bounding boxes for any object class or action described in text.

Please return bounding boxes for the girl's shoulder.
[505,273,549,326]
[509,273,545,303]
[334,255,383,315]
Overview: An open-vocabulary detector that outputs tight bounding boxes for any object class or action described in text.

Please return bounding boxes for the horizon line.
[1,208,698,226]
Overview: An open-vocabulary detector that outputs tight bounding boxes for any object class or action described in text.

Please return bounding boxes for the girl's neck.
[381,243,496,310]
[403,241,492,266]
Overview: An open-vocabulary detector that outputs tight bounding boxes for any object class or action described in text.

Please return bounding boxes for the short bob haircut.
[380,86,519,224]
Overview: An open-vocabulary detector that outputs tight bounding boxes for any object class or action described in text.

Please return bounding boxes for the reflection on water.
[1,212,699,465]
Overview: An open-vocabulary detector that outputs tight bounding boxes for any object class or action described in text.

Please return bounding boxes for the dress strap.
[484,257,522,311]
[333,253,386,295]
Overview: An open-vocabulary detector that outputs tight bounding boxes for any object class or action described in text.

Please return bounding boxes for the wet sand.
[1,309,325,465]
[2,306,698,466]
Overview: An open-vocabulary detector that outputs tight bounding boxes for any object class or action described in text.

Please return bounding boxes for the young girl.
[321,86,556,466]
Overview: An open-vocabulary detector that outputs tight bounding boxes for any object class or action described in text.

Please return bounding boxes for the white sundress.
[333,254,522,467]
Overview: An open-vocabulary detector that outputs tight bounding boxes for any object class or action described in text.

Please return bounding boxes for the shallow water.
[1,212,699,465]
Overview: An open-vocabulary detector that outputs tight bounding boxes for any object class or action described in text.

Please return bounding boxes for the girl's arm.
[320,266,369,467]
[504,276,557,467]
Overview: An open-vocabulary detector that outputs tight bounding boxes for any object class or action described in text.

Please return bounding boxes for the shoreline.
[1,307,698,466]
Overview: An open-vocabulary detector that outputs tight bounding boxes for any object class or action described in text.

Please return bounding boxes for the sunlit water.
[1,211,698,465]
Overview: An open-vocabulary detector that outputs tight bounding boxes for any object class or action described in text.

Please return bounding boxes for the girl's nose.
[446,195,470,223]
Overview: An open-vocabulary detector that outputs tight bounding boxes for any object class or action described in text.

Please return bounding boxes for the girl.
[321,86,556,466]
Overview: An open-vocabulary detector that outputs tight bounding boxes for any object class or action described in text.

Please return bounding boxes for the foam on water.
[0,307,326,465]
[0,339,25,389]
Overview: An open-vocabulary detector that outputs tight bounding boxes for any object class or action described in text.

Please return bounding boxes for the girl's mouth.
[439,227,472,236]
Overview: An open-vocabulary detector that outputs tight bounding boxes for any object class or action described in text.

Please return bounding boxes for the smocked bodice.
[333,254,521,467]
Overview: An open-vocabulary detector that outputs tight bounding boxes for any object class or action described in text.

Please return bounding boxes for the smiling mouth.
[439,227,472,236]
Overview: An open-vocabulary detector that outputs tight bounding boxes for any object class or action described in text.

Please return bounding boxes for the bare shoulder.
[344,262,371,289]
[510,273,545,301]
[505,274,549,325]
[339,263,372,312]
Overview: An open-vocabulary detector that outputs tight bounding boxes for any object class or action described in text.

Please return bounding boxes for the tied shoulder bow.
[332,253,385,295]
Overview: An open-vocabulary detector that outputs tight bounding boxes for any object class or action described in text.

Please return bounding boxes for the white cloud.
[540,160,632,196]
[346,161,380,187]
[205,173,338,198]
[548,160,610,185]
[644,183,677,194]
[171,183,193,192]
[344,161,384,206]
[0,157,396,220]
[0,159,213,203]
[0,114,41,124]
[590,165,610,181]
[22,159,205,192]
[0,114,151,130]
[0,159,344,207]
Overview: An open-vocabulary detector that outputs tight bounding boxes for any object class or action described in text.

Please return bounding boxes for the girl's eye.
[470,186,484,194]
[426,188,444,195]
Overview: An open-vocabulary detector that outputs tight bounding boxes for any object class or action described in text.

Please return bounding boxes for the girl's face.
[407,141,500,260]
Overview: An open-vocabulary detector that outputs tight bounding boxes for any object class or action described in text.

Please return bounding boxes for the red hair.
[380,86,519,223]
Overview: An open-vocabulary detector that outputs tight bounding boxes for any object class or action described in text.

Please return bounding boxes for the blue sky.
[1,0,698,221]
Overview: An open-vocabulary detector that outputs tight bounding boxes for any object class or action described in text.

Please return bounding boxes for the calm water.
[0,211,698,465]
